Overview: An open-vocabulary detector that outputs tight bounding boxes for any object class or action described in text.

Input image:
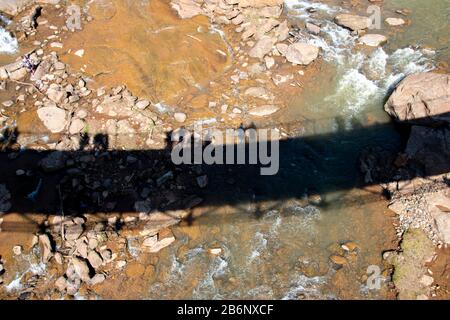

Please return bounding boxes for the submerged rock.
[249,105,280,117]
[359,34,387,47]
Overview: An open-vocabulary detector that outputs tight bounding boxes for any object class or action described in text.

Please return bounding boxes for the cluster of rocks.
[385,72,450,246]
[172,0,320,65]
[361,72,450,247]
[333,7,408,48]
[6,209,182,297]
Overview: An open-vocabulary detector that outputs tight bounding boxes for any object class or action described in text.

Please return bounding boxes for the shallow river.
[0,0,449,299]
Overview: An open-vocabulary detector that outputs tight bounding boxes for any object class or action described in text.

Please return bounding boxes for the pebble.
[135,100,150,110]
[174,112,187,123]
[74,49,85,57]
[2,100,13,107]
[13,245,22,255]
[208,248,223,255]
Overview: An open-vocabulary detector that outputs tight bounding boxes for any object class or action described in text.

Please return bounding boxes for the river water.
[0,0,449,299]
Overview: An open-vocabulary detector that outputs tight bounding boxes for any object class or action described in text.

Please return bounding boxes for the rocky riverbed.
[0,0,449,300]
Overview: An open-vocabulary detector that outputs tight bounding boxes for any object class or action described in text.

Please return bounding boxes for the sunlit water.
[0,26,18,55]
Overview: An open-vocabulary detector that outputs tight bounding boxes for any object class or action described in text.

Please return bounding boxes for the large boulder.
[405,126,450,177]
[334,14,371,31]
[385,73,450,125]
[285,43,319,65]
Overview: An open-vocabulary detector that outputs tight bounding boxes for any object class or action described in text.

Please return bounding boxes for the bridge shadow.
[0,113,449,226]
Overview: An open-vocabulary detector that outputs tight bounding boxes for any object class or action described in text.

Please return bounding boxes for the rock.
[285,43,319,65]
[208,248,223,255]
[74,49,85,57]
[37,106,67,133]
[341,242,358,252]
[65,224,84,241]
[405,126,450,176]
[275,43,288,56]
[55,276,67,292]
[335,14,371,31]
[239,0,284,8]
[274,20,289,42]
[89,273,106,286]
[116,260,127,269]
[31,59,51,82]
[249,105,280,117]
[135,100,150,110]
[2,100,13,107]
[13,245,22,255]
[248,36,275,59]
[71,257,90,282]
[38,234,53,263]
[135,200,152,213]
[0,184,12,213]
[170,0,203,19]
[244,87,273,100]
[264,56,275,69]
[69,119,85,135]
[100,249,112,262]
[75,240,88,258]
[386,17,405,26]
[359,34,387,47]
[88,238,98,250]
[54,252,63,265]
[146,235,176,253]
[330,255,347,267]
[46,84,67,104]
[40,151,66,172]
[306,22,321,35]
[174,112,187,123]
[384,73,450,125]
[196,175,208,188]
[142,235,158,247]
[87,251,103,269]
[434,213,450,244]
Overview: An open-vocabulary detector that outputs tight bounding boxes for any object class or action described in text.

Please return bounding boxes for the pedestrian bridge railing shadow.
[0,113,449,224]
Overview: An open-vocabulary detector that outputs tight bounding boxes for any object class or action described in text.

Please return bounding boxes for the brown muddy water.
[0,0,448,299]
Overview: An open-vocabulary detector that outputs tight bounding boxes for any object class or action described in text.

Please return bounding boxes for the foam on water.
[248,231,268,262]
[0,27,18,55]
[285,0,339,18]
[281,274,327,300]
